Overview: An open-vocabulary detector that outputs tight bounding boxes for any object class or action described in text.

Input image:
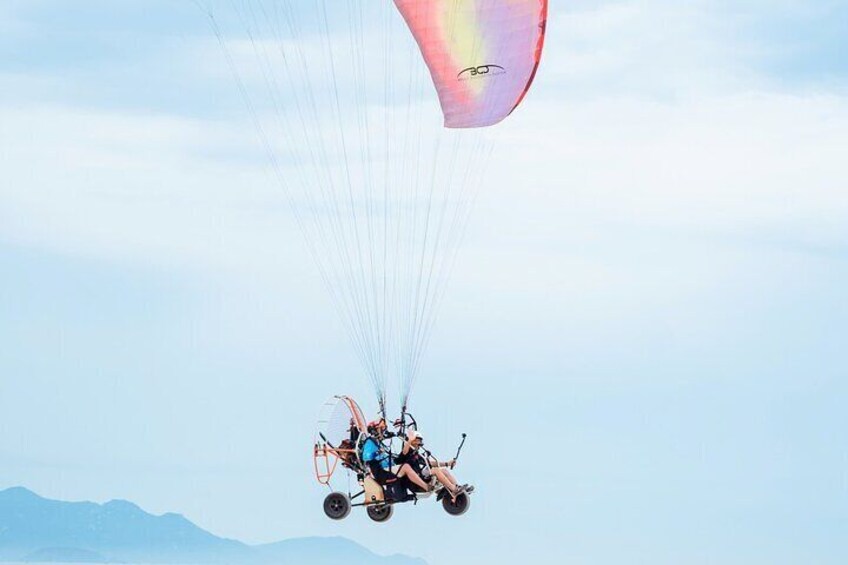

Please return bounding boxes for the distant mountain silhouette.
[0,487,424,565]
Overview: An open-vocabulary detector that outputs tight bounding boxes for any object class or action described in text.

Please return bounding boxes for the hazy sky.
[2,2,847,564]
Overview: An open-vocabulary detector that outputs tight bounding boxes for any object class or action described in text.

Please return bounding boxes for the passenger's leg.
[431,468,458,493]
[441,468,458,485]
[396,464,430,491]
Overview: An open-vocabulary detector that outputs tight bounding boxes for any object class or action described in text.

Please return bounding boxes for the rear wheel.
[442,493,470,516]
[366,504,394,523]
[323,492,351,520]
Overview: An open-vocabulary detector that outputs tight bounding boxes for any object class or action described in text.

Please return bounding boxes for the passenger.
[396,430,472,498]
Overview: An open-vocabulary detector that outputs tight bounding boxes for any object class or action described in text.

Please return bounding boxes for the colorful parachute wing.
[394,0,548,128]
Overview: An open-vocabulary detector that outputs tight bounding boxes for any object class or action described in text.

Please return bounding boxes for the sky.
[1,1,848,564]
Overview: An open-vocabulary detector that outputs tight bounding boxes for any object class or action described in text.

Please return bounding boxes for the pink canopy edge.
[394,0,549,128]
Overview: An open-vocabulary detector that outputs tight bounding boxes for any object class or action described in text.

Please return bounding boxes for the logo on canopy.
[457,64,506,80]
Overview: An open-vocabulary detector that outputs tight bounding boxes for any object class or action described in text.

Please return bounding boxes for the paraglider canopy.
[394,0,548,128]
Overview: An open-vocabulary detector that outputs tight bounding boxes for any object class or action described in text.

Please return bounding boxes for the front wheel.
[442,493,470,516]
[366,504,394,523]
[323,492,351,520]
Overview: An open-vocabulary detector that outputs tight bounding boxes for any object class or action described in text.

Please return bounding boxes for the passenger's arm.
[428,456,456,469]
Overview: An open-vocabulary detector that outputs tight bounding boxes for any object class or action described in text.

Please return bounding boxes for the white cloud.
[2,0,846,326]
[494,91,848,241]
[0,103,303,276]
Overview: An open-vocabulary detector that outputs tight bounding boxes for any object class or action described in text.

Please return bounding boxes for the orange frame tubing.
[313,445,360,485]
[312,395,368,485]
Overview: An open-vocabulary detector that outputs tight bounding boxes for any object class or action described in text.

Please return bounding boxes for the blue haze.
[1,2,847,565]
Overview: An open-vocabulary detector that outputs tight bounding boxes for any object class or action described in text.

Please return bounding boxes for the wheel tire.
[366,504,394,523]
[442,493,470,516]
[323,492,351,520]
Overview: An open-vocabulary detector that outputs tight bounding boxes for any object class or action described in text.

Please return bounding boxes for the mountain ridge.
[0,487,424,565]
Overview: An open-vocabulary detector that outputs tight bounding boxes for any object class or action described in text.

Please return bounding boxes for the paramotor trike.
[313,395,471,523]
